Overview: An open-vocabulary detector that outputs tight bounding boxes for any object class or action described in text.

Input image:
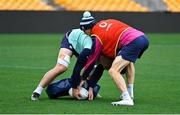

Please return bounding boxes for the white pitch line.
[0,65,48,70]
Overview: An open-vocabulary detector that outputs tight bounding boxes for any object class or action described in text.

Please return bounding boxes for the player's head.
[80,11,96,35]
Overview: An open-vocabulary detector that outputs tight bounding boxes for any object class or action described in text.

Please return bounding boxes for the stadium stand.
[163,0,180,12]
[134,0,167,11]
[0,0,179,12]
[53,0,149,12]
[0,0,54,10]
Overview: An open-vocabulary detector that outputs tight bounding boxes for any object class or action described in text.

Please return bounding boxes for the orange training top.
[91,19,130,58]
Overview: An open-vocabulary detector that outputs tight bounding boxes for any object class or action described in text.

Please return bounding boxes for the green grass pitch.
[0,33,180,114]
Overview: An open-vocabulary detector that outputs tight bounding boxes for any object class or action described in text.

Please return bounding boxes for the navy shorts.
[60,31,79,56]
[60,31,72,51]
[118,35,149,63]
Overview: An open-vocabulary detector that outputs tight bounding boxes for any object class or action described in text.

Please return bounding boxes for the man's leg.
[126,62,135,99]
[109,56,134,106]
[31,48,72,100]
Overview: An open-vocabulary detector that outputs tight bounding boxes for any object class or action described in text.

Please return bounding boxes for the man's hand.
[72,88,81,100]
[88,87,94,101]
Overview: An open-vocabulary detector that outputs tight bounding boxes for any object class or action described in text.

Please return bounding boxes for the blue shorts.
[60,31,72,50]
[60,31,79,56]
[118,35,149,63]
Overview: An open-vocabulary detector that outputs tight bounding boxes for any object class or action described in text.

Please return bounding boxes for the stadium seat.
[1,0,179,12]
[163,0,180,12]
[0,0,54,11]
[53,0,149,12]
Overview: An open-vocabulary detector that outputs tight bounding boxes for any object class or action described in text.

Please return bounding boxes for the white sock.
[127,84,134,98]
[33,85,44,95]
[121,91,131,100]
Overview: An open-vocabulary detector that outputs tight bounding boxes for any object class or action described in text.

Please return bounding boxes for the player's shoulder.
[70,28,83,35]
[68,28,83,39]
[94,19,117,28]
[97,19,120,24]
[69,28,91,41]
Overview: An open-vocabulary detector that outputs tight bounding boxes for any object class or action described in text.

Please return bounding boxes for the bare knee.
[109,67,118,77]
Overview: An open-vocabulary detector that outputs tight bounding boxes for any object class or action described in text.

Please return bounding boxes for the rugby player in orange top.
[78,11,149,106]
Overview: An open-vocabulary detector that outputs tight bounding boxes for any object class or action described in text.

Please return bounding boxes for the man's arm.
[71,48,93,99]
[71,36,94,88]
[71,48,92,88]
[82,38,103,80]
[87,64,104,88]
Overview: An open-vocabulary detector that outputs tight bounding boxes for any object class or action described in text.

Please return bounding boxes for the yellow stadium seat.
[163,0,180,12]
[0,0,54,11]
[53,0,149,12]
[0,0,152,11]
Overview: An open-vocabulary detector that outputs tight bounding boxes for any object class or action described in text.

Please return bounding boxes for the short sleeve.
[82,36,92,49]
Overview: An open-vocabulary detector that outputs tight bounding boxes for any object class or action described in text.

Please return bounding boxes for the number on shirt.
[98,21,112,31]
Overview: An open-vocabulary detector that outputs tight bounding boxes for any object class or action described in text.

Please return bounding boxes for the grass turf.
[0,33,180,114]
